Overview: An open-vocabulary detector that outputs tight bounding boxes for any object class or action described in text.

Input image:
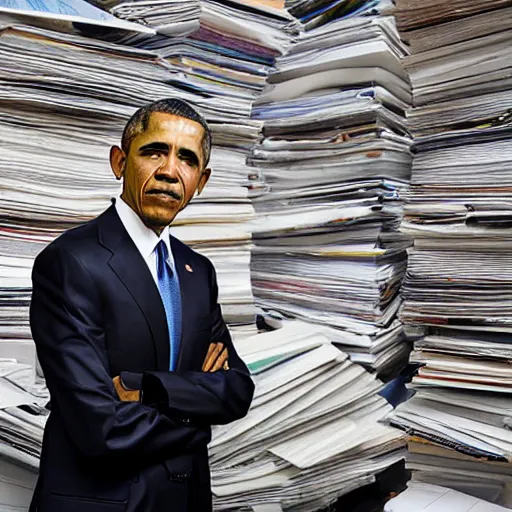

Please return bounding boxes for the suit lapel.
[98,205,170,371]
[170,235,197,371]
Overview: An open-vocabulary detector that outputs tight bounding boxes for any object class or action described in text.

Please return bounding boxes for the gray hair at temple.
[121,98,212,166]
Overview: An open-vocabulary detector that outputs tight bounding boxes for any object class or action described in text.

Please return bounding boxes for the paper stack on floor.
[249,5,413,377]
[0,325,405,512]
[406,438,512,507]
[211,322,406,511]
[0,359,48,512]
[389,0,512,505]
[389,386,512,506]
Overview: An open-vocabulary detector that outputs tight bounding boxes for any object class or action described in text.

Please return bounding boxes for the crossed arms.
[30,244,254,464]
[113,340,229,401]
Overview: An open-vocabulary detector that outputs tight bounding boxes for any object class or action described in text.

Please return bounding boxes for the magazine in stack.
[389,0,512,506]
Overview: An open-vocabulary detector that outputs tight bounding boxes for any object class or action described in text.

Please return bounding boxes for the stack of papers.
[112,0,201,37]
[211,322,406,510]
[286,0,393,32]
[406,440,512,507]
[0,19,260,356]
[389,348,512,505]
[109,0,298,336]
[113,0,295,83]
[390,1,512,503]
[385,482,511,512]
[249,12,413,376]
[391,387,512,462]
[0,326,405,512]
[0,359,48,512]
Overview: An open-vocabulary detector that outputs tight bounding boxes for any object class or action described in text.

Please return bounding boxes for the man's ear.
[110,146,126,181]
[196,168,211,196]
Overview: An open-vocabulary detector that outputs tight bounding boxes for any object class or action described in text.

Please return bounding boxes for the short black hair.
[121,98,212,166]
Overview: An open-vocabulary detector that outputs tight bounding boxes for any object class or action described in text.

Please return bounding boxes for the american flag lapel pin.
[185,264,193,273]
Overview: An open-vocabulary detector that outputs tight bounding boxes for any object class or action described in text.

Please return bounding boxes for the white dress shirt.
[115,197,177,284]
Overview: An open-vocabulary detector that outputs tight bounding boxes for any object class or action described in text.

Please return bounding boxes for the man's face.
[111,112,210,233]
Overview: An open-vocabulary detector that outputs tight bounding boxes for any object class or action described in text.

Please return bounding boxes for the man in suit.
[29,98,255,512]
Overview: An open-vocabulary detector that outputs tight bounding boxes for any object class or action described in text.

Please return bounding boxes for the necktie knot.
[156,240,171,278]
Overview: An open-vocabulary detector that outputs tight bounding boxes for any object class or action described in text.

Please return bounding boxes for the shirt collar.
[115,196,173,265]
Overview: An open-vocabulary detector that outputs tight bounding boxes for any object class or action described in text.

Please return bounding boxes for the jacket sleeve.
[30,244,210,464]
[141,261,255,426]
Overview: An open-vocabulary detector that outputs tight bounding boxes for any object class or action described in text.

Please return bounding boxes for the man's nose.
[155,152,179,181]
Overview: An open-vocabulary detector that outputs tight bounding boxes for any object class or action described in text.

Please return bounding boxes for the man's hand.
[202,342,229,372]
[113,375,140,402]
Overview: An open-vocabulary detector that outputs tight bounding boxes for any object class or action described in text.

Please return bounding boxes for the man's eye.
[179,154,198,167]
[142,150,163,158]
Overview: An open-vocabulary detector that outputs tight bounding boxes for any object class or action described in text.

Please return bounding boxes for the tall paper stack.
[389,1,512,506]
[111,0,298,339]
[155,0,296,339]
[0,13,262,370]
[0,23,168,366]
[249,2,413,377]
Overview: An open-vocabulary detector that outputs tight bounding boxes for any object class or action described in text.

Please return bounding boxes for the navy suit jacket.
[29,205,254,512]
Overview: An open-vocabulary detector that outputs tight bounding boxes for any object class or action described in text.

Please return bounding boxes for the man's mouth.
[146,189,182,201]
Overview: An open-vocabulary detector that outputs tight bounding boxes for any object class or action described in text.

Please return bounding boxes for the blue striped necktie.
[155,240,182,371]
